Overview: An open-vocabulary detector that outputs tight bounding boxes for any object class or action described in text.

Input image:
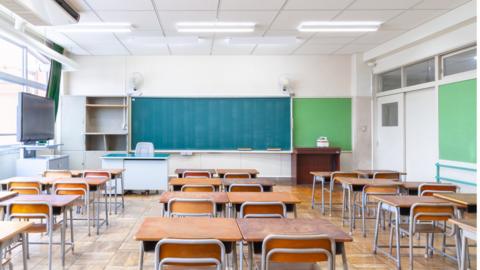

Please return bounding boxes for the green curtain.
[46,42,64,117]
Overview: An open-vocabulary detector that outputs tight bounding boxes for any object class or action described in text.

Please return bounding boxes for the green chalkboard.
[439,79,477,163]
[131,97,291,151]
[293,98,352,150]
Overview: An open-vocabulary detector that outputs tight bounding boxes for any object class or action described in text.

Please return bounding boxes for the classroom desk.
[217,169,259,178]
[449,218,476,270]
[236,218,352,270]
[168,177,222,191]
[371,195,465,270]
[174,168,216,178]
[1,194,80,268]
[134,217,242,270]
[0,191,17,202]
[434,193,477,213]
[101,153,170,191]
[70,168,125,177]
[310,171,334,214]
[400,181,432,195]
[159,191,229,216]
[222,178,275,192]
[0,221,31,270]
[227,192,301,217]
[354,169,405,178]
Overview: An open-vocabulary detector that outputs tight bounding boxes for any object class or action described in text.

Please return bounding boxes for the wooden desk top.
[310,171,333,178]
[0,176,108,186]
[236,218,352,243]
[335,177,401,186]
[433,193,476,206]
[401,181,432,190]
[449,218,476,232]
[134,217,242,242]
[222,178,275,187]
[0,192,18,202]
[0,221,32,243]
[159,192,229,204]
[169,178,222,186]
[227,192,301,204]
[371,195,466,209]
[70,168,125,177]
[174,168,216,175]
[354,170,406,176]
[0,194,80,207]
[216,169,259,175]
[55,177,109,186]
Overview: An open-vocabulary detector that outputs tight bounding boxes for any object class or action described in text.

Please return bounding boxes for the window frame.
[440,45,476,79]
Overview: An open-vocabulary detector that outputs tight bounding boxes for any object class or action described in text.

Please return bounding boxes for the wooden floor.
[8,184,476,270]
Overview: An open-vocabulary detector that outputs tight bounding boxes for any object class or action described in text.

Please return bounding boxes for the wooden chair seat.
[263,263,323,270]
[398,223,446,234]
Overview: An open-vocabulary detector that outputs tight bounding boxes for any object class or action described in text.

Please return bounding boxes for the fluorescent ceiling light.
[53,23,133,33]
[298,21,382,32]
[177,22,255,33]
[124,36,200,46]
[226,36,299,45]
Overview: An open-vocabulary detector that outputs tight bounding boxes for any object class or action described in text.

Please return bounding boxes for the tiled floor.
[7,184,476,269]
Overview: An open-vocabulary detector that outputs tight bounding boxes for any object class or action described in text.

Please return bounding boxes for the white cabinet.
[62,150,85,169]
[60,96,85,151]
[16,155,69,176]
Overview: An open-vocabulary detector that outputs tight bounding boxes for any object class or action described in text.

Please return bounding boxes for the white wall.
[63,55,362,176]
[0,150,19,179]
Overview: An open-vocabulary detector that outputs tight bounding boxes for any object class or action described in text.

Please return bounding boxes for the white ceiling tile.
[153,0,218,10]
[220,0,285,10]
[252,43,300,55]
[382,10,446,30]
[295,43,343,54]
[65,0,91,12]
[335,10,404,22]
[156,11,217,32]
[353,30,405,43]
[169,39,212,55]
[264,29,314,39]
[65,32,130,55]
[84,0,153,11]
[348,0,422,10]
[284,0,354,10]
[309,35,358,44]
[97,11,160,30]
[334,43,376,54]
[42,30,91,55]
[123,44,170,55]
[211,38,255,55]
[413,0,471,10]
[270,10,339,30]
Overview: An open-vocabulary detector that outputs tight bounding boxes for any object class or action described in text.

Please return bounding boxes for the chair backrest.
[8,181,41,195]
[135,142,154,157]
[261,234,335,270]
[363,185,399,196]
[331,172,359,181]
[181,184,215,192]
[373,172,400,180]
[224,173,251,179]
[155,238,225,270]
[44,170,72,178]
[53,180,89,196]
[418,183,457,196]
[240,202,286,218]
[229,184,263,192]
[167,198,216,217]
[183,171,212,178]
[83,171,111,179]
[411,203,455,223]
[7,201,52,220]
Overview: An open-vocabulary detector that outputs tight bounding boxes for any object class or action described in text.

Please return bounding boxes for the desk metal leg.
[293,204,298,218]
[232,241,237,270]
[311,176,317,209]
[0,243,3,270]
[348,186,353,235]
[394,207,401,270]
[61,209,66,267]
[138,243,144,270]
[248,242,253,270]
[373,202,382,254]
[104,184,109,226]
[329,180,334,216]
[340,243,349,270]
[70,207,75,253]
[22,232,28,270]
[454,225,462,270]
[321,177,325,215]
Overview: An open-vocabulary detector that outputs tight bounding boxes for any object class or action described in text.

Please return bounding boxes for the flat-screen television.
[17,93,55,143]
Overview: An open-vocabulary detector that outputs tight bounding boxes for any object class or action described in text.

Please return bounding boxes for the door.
[375,93,405,171]
[405,88,437,180]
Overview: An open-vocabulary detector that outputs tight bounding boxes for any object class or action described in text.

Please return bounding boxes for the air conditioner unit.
[0,0,80,26]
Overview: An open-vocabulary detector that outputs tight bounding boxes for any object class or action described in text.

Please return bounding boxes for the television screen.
[17,93,55,142]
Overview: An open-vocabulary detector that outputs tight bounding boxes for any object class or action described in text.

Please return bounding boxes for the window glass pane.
[443,48,476,76]
[0,79,22,136]
[27,51,50,86]
[378,68,401,92]
[382,102,398,127]
[27,87,47,98]
[405,58,435,86]
[0,38,23,77]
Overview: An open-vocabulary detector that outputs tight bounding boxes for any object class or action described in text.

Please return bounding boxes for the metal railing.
[435,162,477,186]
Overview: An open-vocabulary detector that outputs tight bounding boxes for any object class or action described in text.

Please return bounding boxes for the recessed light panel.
[298,21,382,32]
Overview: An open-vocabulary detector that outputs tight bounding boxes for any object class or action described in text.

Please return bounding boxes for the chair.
[261,234,335,270]
[135,142,154,157]
[6,202,59,270]
[8,181,41,195]
[372,172,400,181]
[328,172,359,216]
[181,184,215,192]
[229,184,263,192]
[154,238,226,270]
[43,170,72,178]
[224,173,251,179]
[167,198,216,217]
[418,183,457,196]
[392,203,455,269]
[183,171,212,178]
[84,171,124,215]
[360,185,399,237]
[53,180,91,236]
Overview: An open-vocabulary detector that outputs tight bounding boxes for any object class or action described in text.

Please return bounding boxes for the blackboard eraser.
[237,148,253,151]
[267,148,282,151]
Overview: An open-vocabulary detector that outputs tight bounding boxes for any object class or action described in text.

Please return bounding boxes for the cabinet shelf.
[86,104,127,108]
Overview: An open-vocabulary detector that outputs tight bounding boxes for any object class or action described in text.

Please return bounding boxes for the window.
[378,68,402,92]
[382,102,398,127]
[405,58,435,86]
[0,37,50,145]
[442,47,476,77]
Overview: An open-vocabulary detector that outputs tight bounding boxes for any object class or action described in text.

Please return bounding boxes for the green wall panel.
[439,79,477,163]
[293,98,352,150]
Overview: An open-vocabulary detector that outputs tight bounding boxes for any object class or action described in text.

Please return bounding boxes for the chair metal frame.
[418,183,458,196]
[181,184,216,192]
[8,181,42,195]
[167,198,216,217]
[360,185,399,237]
[261,234,335,270]
[228,184,263,192]
[182,170,213,178]
[154,238,226,270]
[372,172,400,181]
[224,173,251,179]
[323,172,359,216]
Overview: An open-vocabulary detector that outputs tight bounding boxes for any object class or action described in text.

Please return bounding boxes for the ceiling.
[37,0,470,56]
